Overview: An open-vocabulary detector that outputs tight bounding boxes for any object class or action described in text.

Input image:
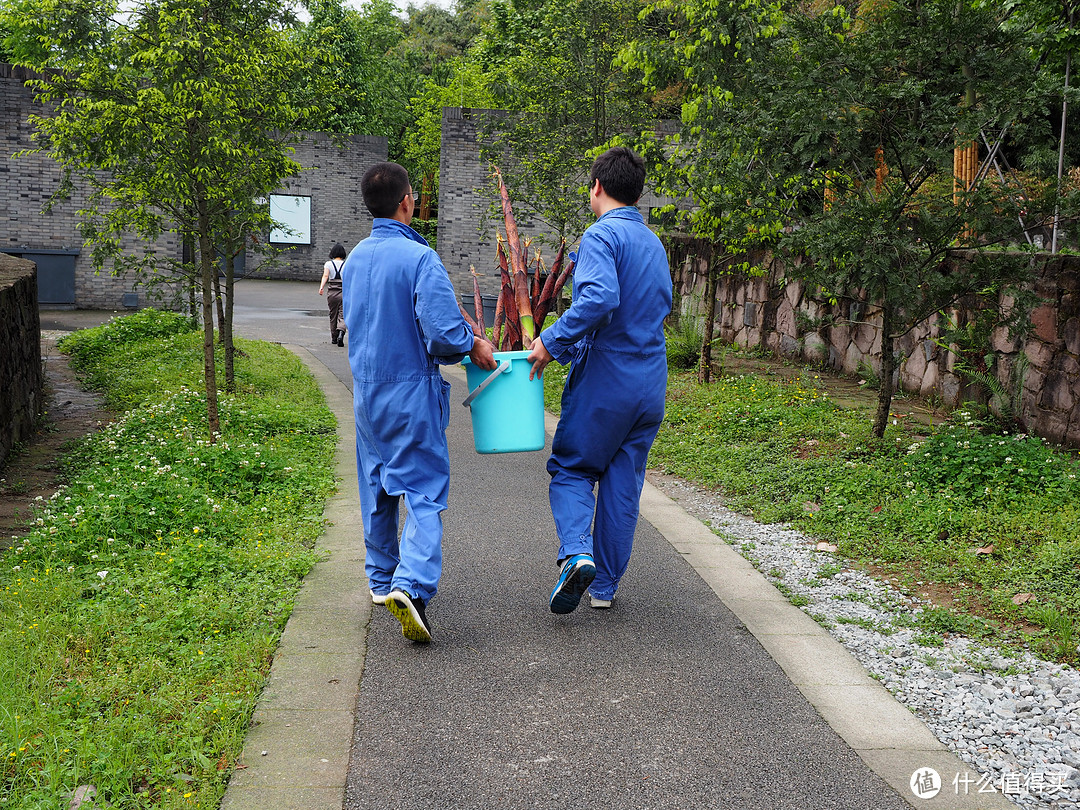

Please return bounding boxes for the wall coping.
[0,253,37,290]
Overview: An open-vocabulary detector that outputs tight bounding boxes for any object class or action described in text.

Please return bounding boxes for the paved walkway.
[45,280,1011,810]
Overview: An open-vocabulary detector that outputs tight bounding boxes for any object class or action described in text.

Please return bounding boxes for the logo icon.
[910,768,942,799]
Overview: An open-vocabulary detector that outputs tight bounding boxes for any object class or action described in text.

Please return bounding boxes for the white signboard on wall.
[269,195,312,244]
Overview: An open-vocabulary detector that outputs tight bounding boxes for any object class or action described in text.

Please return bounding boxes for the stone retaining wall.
[667,237,1080,448]
[0,254,43,469]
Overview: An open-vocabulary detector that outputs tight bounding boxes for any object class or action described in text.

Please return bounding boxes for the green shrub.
[905,411,1080,505]
[1,316,334,809]
[59,308,194,367]
[665,318,702,370]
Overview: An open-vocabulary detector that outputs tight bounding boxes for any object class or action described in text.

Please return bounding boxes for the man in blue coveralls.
[343,161,496,643]
[526,147,672,614]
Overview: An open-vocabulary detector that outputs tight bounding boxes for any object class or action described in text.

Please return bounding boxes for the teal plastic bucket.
[461,350,545,453]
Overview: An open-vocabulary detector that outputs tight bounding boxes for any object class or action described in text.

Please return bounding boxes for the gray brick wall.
[1,63,388,306]
[437,107,502,297]
[245,132,388,281]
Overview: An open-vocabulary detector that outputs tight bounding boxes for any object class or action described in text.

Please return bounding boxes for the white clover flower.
[96,570,108,580]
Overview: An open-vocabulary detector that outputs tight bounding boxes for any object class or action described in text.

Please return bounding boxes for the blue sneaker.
[549,554,596,614]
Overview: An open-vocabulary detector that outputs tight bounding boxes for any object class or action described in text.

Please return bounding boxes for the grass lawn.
[0,310,336,809]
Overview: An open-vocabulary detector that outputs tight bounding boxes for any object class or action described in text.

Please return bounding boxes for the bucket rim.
[462,349,532,365]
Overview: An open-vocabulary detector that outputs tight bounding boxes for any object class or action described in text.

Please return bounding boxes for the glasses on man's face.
[400,189,420,203]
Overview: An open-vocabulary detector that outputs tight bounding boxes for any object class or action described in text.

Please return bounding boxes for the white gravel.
[650,474,1080,810]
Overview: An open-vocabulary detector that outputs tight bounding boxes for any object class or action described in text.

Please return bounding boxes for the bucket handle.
[462,359,512,408]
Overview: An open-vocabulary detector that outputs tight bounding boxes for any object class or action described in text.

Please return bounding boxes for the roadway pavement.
[45,279,1013,810]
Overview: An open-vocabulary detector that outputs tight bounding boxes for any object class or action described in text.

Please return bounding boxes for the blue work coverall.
[342,219,475,603]
[538,206,672,601]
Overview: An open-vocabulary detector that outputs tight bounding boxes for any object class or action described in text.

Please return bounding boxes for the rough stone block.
[779,334,800,357]
[1025,340,1054,369]
[803,332,828,365]
[852,321,875,355]
[843,341,864,375]
[941,373,962,407]
[775,297,795,337]
[1037,369,1074,412]
[919,362,940,397]
[902,341,927,387]
[1063,317,1080,355]
[1031,304,1059,343]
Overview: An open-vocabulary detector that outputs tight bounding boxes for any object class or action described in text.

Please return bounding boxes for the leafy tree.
[771,0,1052,437]
[624,0,1054,430]
[619,0,789,382]
[397,0,492,198]
[396,0,488,81]
[405,59,496,200]
[1009,0,1080,251]
[4,0,327,435]
[295,0,414,160]
[472,0,657,247]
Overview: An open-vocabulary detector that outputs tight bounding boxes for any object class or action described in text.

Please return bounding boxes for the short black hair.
[361,162,411,218]
[329,242,347,260]
[590,147,645,206]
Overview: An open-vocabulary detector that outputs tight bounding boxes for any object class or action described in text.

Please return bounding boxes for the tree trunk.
[223,249,236,391]
[698,250,720,385]
[184,235,197,324]
[197,217,221,439]
[1052,52,1071,254]
[214,270,225,345]
[872,307,895,439]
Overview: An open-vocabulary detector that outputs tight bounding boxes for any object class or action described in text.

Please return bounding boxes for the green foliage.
[904,411,1080,505]
[651,368,1080,664]
[618,0,789,255]
[665,317,702,370]
[59,309,195,367]
[475,0,658,244]
[410,217,439,248]
[2,0,322,275]
[0,316,335,808]
[405,61,496,194]
[293,0,412,153]
[621,0,1057,433]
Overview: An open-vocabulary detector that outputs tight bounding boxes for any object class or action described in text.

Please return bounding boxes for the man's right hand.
[469,337,497,370]
[526,336,553,380]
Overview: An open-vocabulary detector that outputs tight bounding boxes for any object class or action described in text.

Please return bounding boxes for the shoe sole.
[589,597,612,609]
[550,560,596,614]
[370,590,388,606]
[386,593,432,643]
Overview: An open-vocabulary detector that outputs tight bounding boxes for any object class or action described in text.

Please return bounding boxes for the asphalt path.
[213,278,909,810]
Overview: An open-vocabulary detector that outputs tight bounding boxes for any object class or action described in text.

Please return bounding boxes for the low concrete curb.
[220,346,367,810]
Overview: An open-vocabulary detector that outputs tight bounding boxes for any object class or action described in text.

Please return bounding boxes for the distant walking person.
[527,146,672,613]
[319,243,347,346]
[342,161,496,643]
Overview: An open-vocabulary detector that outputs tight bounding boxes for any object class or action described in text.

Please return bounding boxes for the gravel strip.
[651,474,1080,810]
